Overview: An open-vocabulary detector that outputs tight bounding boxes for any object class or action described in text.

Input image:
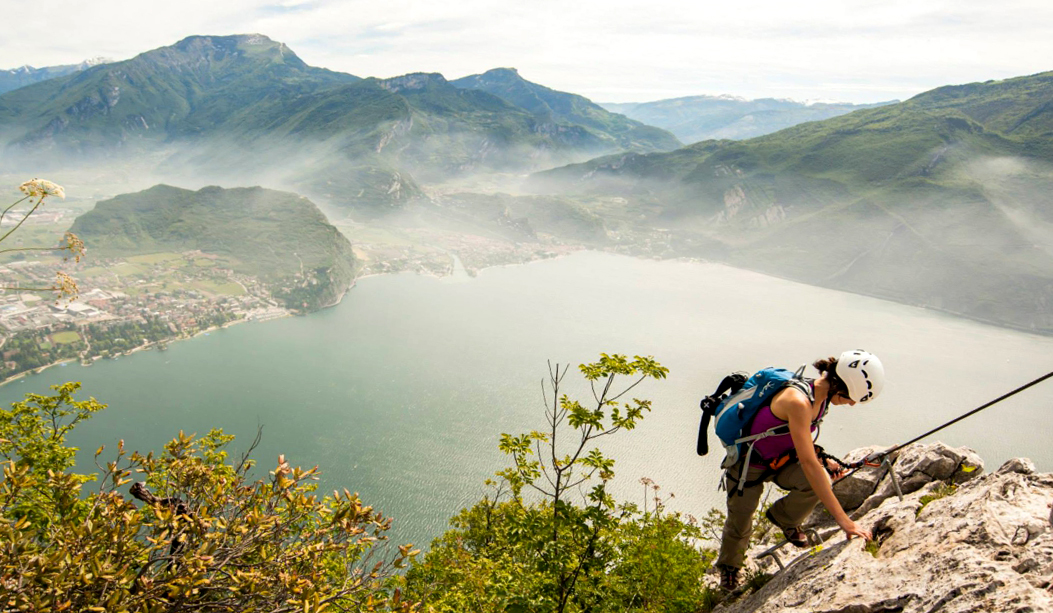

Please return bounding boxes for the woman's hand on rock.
[838,518,872,541]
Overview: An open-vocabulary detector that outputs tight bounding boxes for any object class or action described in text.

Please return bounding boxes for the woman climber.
[716,349,883,591]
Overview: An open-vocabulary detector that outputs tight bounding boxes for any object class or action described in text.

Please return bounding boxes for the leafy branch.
[496,353,668,613]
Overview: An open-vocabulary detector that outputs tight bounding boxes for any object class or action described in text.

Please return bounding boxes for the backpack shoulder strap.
[786,364,815,403]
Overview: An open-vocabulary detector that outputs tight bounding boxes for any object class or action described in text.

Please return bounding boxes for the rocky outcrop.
[823,442,986,519]
[717,444,1053,613]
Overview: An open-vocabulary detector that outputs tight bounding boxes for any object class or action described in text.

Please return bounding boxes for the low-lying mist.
[0,123,618,219]
[5,122,1053,335]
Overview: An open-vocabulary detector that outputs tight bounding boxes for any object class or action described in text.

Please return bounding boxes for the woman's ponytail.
[813,356,849,397]
[812,357,837,374]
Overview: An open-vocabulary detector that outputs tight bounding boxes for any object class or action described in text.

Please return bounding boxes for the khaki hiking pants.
[716,461,819,569]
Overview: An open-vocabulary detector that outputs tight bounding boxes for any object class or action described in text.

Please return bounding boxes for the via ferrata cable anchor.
[861,451,904,502]
[883,456,903,502]
[756,528,822,571]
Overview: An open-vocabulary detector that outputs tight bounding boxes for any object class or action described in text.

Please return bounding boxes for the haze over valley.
[601,96,897,143]
[2,33,1052,345]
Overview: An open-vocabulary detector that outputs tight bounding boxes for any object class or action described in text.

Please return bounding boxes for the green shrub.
[403,354,720,613]
[0,383,413,612]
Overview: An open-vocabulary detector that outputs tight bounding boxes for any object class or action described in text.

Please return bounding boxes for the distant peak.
[474,67,527,83]
[167,33,285,54]
[143,34,306,69]
[79,57,112,68]
[706,94,748,102]
[241,33,275,45]
[175,33,275,45]
[632,94,749,105]
[377,72,448,92]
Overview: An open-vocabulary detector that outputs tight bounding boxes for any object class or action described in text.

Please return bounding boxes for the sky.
[1,0,1051,104]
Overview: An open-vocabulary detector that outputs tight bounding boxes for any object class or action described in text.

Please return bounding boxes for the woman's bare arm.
[775,391,872,540]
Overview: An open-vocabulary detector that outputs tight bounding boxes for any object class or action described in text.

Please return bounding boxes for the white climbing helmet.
[835,349,884,403]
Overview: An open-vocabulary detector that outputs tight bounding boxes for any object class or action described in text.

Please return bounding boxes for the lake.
[3,251,1051,549]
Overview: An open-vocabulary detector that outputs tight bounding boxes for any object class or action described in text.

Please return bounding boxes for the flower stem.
[0,246,66,255]
[0,285,55,292]
[0,197,44,245]
[0,195,31,229]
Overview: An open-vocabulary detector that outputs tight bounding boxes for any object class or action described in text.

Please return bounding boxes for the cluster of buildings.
[0,207,71,229]
[0,254,291,377]
[355,228,573,278]
[0,288,118,332]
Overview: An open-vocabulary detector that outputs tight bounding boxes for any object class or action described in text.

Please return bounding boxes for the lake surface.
[3,251,1051,548]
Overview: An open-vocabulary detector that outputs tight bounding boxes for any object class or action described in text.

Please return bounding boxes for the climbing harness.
[722,445,849,494]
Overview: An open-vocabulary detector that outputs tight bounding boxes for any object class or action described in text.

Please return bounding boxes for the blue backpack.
[697,366,815,489]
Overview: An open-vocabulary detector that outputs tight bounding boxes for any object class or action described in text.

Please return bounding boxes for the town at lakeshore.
[0,202,607,386]
[0,246,287,384]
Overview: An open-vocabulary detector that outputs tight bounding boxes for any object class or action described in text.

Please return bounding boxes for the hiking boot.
[718,564,740,591]
[766,507,808,548]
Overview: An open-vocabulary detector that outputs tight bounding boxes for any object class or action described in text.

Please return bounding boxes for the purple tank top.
[748,382,826,466]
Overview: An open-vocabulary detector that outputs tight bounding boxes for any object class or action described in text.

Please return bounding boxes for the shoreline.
[0,251,566,385]
[351,246,585,283]
[717,258,1053,340]
[0,356,81,388]
[4,248,1046,391]
[0,311,290,390]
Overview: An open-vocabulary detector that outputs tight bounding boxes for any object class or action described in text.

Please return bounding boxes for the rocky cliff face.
[716,443,1053,613]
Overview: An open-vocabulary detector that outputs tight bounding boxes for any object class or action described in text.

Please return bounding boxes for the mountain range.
[4,34,1051,333]
[602,95,895,143]
[0,35,679,210]
[531,70,1053,333]
[0,57,111,96]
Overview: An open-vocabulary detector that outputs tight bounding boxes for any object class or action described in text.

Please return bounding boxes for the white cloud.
[0,0,1050,102]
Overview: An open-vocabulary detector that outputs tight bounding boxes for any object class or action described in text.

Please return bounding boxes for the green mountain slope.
[531,71,1053,333]
[0,38,682,213]
[601,96,894,143]
[187,71,630,204]
[70,184,357,311]
[365,72,602,176]
[908,72,1053,140]
[0,35,358,150]
[452,68,680,153]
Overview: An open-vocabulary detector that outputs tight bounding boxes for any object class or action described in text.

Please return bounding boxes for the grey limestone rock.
[717,449,1052,613]
[851,442,984,517]
[829,445,889,512]
[998,457,1037,475]
[805,442,985,528]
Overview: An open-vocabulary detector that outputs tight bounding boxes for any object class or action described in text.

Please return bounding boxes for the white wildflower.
[18,178,65,200]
